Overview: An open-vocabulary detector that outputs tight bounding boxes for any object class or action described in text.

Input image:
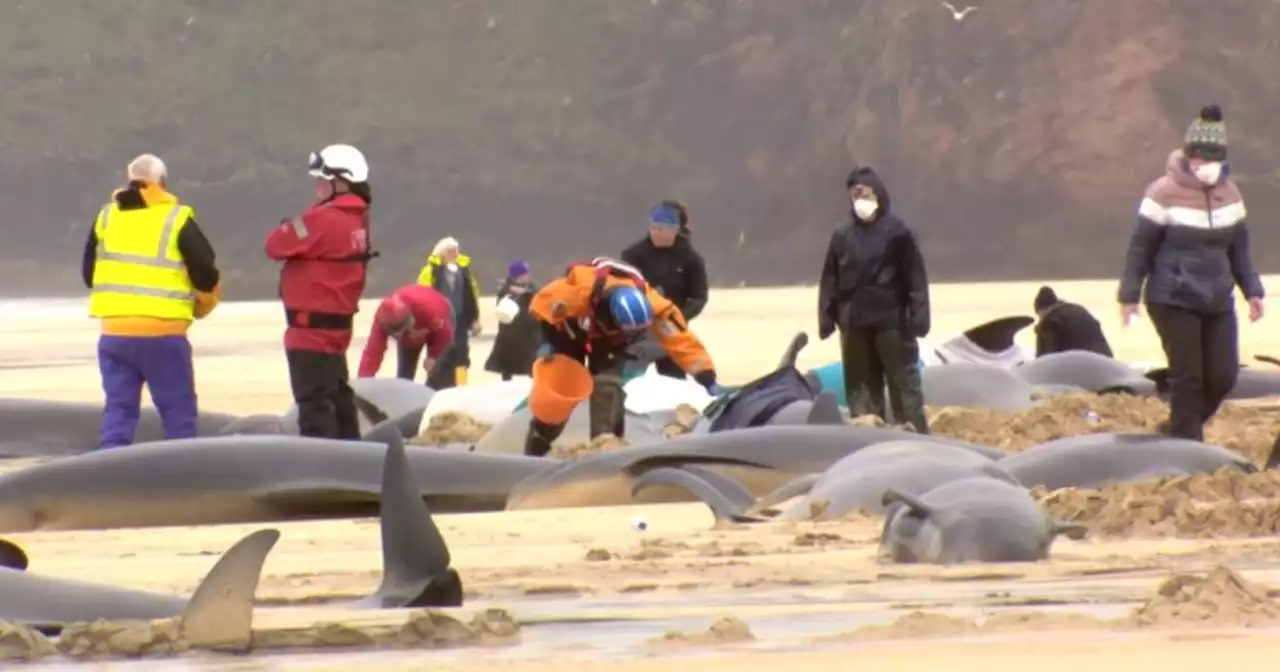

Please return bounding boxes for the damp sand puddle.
[19,597,1147,671]
[24,599,1275,672]
[25,564,1223,668]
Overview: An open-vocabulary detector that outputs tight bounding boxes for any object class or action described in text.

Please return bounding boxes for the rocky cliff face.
[3,0,1278,297]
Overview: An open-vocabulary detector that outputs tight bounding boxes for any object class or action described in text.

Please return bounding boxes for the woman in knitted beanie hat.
[1117,104,1265,441]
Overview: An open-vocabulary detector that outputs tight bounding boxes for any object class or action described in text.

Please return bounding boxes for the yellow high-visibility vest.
[416,253,472,287]
[88,202,196,320]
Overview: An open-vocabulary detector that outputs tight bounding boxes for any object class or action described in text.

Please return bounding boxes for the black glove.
[692,370,718,394]
[818,316,836,340]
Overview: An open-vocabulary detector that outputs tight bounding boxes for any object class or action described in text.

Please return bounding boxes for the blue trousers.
[98,334,197,448]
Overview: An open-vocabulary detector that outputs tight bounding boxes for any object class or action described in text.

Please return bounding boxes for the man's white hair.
[433,236,460,257]
[127,154,167,183]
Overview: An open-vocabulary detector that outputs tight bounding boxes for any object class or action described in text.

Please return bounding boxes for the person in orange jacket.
[524,256,719,456]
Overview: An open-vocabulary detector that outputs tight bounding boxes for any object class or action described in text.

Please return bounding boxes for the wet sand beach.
[4,278,1280,669]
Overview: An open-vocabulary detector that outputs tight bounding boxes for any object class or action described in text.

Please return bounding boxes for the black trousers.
[286,348,360,440]
[396,344,423,381]
[653,356,687,380]
[417,338,469,389]
[1147,304,1238,441]
[525,333,629,456]
[399,343,463,389]
[839,326,928,433]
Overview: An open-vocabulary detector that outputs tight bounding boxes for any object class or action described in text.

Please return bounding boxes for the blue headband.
[649,204,680,228]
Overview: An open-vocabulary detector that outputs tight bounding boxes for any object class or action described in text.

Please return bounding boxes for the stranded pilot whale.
[881,478,1087,564]
[695,333,844,432]
[0,378,432,459]
[0,431,468,633]
[0,528,278,640]
[0,398,247,458]
[1013,351,1156,395]
[633,440,1013,524]
[998,432,1257,490]
[1145,355,1280,401]
[504,424,1002,511]
[0,421,545,532]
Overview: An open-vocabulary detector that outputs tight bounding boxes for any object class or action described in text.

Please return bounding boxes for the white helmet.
[308,144,369,183]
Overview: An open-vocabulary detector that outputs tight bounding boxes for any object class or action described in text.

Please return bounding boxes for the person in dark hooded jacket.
[1032,285,1113,358]
[621,200,709,380]
[817,166,930,433]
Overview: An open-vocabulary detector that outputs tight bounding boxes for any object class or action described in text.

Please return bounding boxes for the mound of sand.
[1037,469,1280,538]
[410,412,493,445]
[645,616,754,649]
[41,609,521,661]
[1129,566,1280,628]
[412,394,1279,467]
[828,566,1280,642]
[824,609,1111,642]
[667,404,702,434]
[409,402,702,453]
[547,403,702,459]
[929,394,1280,465]
[550,434,631,460]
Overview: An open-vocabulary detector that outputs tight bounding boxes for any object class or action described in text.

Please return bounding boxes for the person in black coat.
[1032,286,1113,358]
[484,260,542,380]
[621,199,709,380]
[818,166,931,433]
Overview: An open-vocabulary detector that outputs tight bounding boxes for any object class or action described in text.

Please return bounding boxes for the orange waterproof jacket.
[529,258,714,376]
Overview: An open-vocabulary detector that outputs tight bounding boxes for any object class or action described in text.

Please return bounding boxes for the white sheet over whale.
[417,372,712,438]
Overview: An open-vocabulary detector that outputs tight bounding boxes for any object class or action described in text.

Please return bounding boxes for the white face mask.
[853,198,879,221]
[1194,162,1222,186]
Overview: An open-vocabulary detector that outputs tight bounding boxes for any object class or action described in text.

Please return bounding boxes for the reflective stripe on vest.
[90,283,194,300]
[96,205,186,271]
[89,203,196,319]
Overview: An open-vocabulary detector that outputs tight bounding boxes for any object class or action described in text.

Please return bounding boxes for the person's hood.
[846,165,892,220]
[113,179,177,208]
[1165,148,1231,189]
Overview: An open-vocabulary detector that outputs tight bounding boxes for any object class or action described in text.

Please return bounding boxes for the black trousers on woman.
[1147,303,1238,441]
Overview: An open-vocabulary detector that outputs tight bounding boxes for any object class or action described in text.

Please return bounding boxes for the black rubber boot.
[523,419,565,457]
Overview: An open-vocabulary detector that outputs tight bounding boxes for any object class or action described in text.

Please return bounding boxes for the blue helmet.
[607,286,653,331]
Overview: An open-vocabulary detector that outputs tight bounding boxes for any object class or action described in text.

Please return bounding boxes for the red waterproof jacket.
[264,193,373,353]
[358,284,455,377]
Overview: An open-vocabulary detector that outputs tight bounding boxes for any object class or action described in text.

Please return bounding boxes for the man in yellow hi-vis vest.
[415,236,481,388]
[83,154,223,448]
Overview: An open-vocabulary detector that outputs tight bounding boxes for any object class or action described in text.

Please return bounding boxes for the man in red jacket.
[358,284,455,381]
[264,144,375,439]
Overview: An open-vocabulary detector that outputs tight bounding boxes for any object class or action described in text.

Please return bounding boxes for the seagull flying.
[941,2,979,21]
